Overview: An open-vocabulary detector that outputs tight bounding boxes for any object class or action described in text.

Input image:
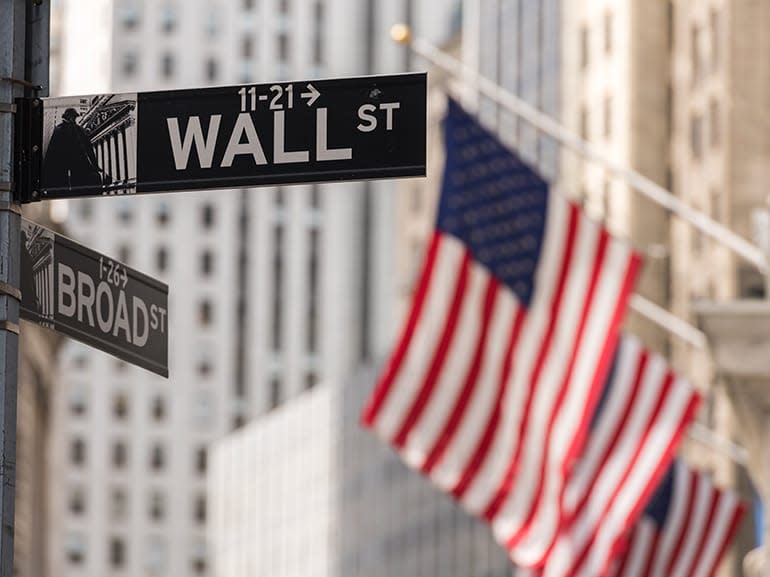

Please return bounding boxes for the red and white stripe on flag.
[361,191,641,567]
[520,336,703,577]
[609,460,744,577]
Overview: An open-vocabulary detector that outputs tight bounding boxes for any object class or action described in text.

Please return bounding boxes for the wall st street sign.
[17,72,427,201]
[20,219,169,376]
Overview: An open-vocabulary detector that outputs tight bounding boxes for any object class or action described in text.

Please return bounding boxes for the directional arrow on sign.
[301,83,320,106]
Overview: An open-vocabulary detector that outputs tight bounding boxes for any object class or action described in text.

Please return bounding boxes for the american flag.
[519,335,703,577]
[361,98,641,566]
[608,460,744,577]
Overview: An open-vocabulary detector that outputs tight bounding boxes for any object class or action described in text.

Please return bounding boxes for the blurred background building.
[46,1,457,577]
[210,366,515,577]
[37,0,770,576]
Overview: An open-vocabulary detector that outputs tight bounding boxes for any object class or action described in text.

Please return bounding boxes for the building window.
[690,114,703,160]
[149,490,165,521]
[112,441,128,468]
[110,537,126,568]
[243,0,255,9]
[307,228,319,353]
[161,52,175,79]
[118,245,131,265]
[111,488,128,521]
[312,2,324,65]
[193,391,213,429]
[710,9,720,72]
[195,447,207,475]
[272,226,284,351]
[200,250,214,276]
[66,533,86,564]
[232,414,246,430]
[690,25,702,85]
[279,0,289,13]
[579,107,589,140]
[69,487,86,515]
[146,537,167,574]
[192,557,206,575]
[205,58,218,82]
[156,201,170,226]
[161,3,177,33]
[603,95,612,139]
[201,204,215,229]
[150,443,165,471]
[305,372,317,390]
[71,438,86,466]
[709,99,720,148]
[78,200,93,221]
[580,25,589,69]
[120,5,140,30]
[692,202,706,254]
[197,358,212,377]
[242,36,254,59]
[410,185,422,214]
[113,393,129,419]
[194,495,207,524]
[205,10,219,37]
[277,33,289,62]
[151,395,166,422]
[310,184,321,210]
[269,377,282,409]
[69,386,88,416]
[156,247,168,273]
[199,299,213,326]
[122,52,138,77]
[147,494,165,524]
[711,188,722,222]
[604,10,613,54]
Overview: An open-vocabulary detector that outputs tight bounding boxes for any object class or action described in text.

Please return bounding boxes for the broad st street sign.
[20,219,169,376]
[18,72,427,201]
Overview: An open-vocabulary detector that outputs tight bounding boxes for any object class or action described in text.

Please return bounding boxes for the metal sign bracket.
[13,97,42,204]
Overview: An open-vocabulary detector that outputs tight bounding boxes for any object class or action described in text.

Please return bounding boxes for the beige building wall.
[670,1,770,572]
[560,0,670,355]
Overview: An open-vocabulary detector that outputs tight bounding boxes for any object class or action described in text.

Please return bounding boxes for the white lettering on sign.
[57,263,167,347]
[221,112,269,167]
[316,108,353,161]
[167,108,356,169]
[273,111,310,164]
[167,115,222,169]
[356,102,401,132]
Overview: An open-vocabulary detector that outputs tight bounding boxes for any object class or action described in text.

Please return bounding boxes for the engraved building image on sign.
[41,93,138,196]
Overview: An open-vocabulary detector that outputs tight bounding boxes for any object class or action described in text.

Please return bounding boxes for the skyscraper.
[47,1,457,576]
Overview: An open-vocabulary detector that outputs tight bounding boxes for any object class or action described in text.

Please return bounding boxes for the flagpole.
[400,32,768,276]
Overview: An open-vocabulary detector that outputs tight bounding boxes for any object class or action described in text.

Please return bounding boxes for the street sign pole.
[0,1,48,575]
[0,1,24,575]
[22,73,427,202]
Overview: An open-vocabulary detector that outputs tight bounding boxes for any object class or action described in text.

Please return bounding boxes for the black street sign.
[20,219,169,376]
[19,72,427,201]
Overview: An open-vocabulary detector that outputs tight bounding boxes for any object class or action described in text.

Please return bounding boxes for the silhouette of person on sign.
[43,108,106,191]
